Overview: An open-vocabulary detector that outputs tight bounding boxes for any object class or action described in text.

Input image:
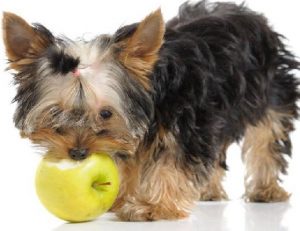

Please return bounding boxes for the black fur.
[139,1,299,175]
[12,63,42,129]
[7,1,300,183]
[152,1,299,171]
[32,23,55,44]
[35,26,80,75]
[11,24,56,128]
[113,2,299,175]
[117,66,154,136]
[47,48,80,75]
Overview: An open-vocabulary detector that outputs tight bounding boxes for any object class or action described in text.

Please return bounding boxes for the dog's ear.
[117,9,165,89]
[2,12,54,70]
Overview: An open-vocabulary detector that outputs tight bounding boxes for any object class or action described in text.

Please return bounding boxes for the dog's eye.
[99,110,112,120]
[116,152,129,160]
[96,129,109,136]
[54,127,65,135]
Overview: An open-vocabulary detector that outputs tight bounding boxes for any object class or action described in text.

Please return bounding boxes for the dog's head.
[2,11,164,160]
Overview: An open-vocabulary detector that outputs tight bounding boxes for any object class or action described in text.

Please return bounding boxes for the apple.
[35,152,120,222]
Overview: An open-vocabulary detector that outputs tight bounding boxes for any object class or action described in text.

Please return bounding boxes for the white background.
[0,0,299,230]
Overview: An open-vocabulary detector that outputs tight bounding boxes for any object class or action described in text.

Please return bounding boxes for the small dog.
[3,1,299,221]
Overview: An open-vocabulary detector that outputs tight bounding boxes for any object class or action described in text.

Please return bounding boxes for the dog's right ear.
[2,12,54,70]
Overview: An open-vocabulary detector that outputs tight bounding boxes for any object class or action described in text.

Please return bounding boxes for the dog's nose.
[68,148,89,160]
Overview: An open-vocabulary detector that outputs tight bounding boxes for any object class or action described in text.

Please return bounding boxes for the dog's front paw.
[116,198,188,221]
[116,200,152,221]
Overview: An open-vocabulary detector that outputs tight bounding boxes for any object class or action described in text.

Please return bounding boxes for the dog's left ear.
[2,12,54,70]
[117,9,165,89]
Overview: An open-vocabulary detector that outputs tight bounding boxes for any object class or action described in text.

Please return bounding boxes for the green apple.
[35,152,120,222]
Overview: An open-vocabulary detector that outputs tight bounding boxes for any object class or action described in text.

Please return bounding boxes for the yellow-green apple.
[35,152,120,222]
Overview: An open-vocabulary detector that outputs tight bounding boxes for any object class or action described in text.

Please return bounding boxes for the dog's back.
[152,1,299,154]
[149,1,299,204]
[167,0,248,28]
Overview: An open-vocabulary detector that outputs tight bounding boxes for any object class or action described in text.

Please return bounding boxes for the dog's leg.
[110,158,138,212]
[115,139,200,221]
[199,144,228,201]
[199,165,228,201]
[242,109,294,202]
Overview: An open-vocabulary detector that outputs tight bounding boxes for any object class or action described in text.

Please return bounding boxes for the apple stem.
[93,182,111,187]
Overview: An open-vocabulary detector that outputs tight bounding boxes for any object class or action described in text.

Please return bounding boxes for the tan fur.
[113,130,199,221]
[110,158,138,212]
[4,10,295,223]
[111,126,173,212]
[2,12,53,70]
[27,107,138,160]
[199,143,228,201]
[199,164,228,201]
[21,43,128,134]
[242,110,291,202]
[117,10,165,90]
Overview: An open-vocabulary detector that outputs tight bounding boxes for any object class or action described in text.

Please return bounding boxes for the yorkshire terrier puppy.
[3,1,299,221]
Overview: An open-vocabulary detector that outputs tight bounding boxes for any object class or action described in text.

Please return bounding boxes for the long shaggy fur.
[3,0,299,221]
[150,1,299,174]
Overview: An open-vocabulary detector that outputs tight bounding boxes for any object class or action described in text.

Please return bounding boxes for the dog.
[2,0,299,221]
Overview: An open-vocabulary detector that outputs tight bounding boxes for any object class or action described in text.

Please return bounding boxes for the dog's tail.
[166,0,248,29]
